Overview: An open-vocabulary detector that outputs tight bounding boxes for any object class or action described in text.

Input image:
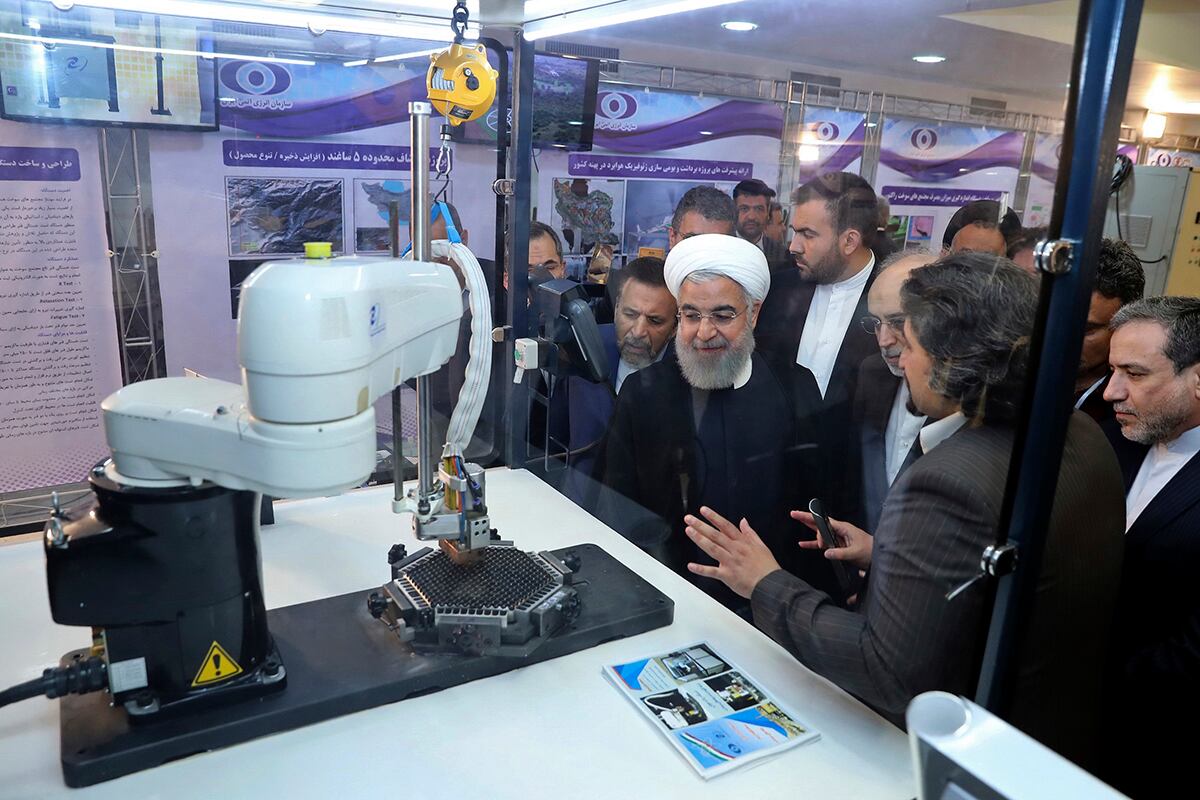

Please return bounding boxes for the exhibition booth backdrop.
[0,47,1187,515]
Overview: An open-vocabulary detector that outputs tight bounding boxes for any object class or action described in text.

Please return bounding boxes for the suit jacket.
[596,351,841,604]
[751,412,1124,769]
[756,266,879,518]
[1100,427,1200,794]
[848,354,922,531]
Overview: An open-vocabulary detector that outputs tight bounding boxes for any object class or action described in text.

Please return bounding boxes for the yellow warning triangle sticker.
[191,641,244,687]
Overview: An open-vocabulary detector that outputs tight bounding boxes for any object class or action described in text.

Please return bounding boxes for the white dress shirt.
[795,255,875,397]
[1074,375,1107,409]
[918,411,967,455]
[614,347,667,394]
[1125,425,1200,531]
[884,381,927,484]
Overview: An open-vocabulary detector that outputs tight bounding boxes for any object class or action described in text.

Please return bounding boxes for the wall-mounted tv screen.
[452,51,598,152]
[0,10,217,130]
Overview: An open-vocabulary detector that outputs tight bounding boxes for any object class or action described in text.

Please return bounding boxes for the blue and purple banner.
[593,89,782,154]
[223,140,443,171]
[0,147,80,181]
[218,60,427,137]
[879,119,1024,182]
[568,153,751,180]
[796,109,866,179]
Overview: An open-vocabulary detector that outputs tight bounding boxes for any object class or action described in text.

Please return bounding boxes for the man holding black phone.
[683,254,1124,771]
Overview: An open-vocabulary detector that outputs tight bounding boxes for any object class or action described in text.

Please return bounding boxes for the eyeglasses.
[860,314,906,335]
[677,308,744,328]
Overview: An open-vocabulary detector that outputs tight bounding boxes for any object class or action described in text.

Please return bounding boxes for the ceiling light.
[343,58,370,67]
[958,168,969,172]
[1142,111,1167,140]
[0,30,316,65]
[524,0,744,41]
[797,144,820,163]
[44,1,474,41]
[568,120,583,126]
[721,21,757,32]
[698,130,713,136]
[912,55,946,64]
[865,122,877,128]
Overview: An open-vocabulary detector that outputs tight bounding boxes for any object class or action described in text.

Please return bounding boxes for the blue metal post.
[974,0,1144,713]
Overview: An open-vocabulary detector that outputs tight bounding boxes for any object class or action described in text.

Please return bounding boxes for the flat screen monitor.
[0,12,218,130]
[452,51,598,151]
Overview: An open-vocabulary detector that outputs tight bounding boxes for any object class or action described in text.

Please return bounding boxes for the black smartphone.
[808,498,841,549]
[808,498,857,600]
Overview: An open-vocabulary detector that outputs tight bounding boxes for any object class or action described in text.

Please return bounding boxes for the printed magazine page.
[603,642,820,778]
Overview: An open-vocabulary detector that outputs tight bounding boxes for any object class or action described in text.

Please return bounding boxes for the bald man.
[597,235,833,614]
[845,249,938,530]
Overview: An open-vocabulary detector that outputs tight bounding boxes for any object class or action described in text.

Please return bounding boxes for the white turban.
[663,233,771,303]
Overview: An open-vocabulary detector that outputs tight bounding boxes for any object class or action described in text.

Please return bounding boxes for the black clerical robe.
[596,350,839,609]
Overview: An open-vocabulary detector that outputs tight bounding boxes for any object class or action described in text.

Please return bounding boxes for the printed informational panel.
[0,122,121,493]
[535,87,782,260]
[795,108,867,182]
[225,176,344,256]
[877,118,1024,247]
[550,177,625,255]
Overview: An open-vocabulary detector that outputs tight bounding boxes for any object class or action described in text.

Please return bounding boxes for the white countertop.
[0,468,913,799]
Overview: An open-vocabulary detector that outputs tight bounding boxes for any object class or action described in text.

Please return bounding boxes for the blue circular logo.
[220,61,292,96]
[809,121,840,141]
[596,91,638,120]
[63,55,88,72]
[910,128,939,150]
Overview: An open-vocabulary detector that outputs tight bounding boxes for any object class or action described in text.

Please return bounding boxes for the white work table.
[0,468,913,799]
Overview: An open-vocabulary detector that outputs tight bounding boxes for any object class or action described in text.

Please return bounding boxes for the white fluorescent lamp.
[48,0,477,41]
[344,47,442,67]
[1142,111,1167,139]
[0,30,316,65]
[523,0,745,42]
[373,46,442,64]
[912,54,946,64]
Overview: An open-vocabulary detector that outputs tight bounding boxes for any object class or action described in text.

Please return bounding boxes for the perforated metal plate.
[395,546,562,614]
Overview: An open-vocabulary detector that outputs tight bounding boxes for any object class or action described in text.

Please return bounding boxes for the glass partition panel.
[0,0,507,530]
[512,0,1150,779]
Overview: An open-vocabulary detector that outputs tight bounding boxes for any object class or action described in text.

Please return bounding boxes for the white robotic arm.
[101,255,463,498]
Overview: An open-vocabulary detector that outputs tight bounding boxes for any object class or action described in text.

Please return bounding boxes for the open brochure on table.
[603,642,820,778]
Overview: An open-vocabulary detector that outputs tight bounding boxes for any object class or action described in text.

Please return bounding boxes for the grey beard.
[619,336,654,369]
[1121,404,1192,446]
[677,327,755,390]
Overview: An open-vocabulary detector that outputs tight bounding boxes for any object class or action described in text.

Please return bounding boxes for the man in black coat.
[1100,296,1200,799]
[846,249,937,530]
[685,254,1125,771]
[597,234,833,614]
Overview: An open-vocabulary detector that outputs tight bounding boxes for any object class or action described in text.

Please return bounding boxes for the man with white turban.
[597,234,839,616]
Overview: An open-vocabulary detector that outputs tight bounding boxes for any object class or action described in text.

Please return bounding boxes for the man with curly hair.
[682,253,1124,770]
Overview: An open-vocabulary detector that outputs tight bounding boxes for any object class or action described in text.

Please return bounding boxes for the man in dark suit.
[1100,296,1200,799]
[732,179,789,269]
[755,172,882,517]
[1073,238,1145,426]
[756,172,880,406]
[846,249,937,530]
[685,254,1124,770]
[598,234,831,614]
[561,257,675,491]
